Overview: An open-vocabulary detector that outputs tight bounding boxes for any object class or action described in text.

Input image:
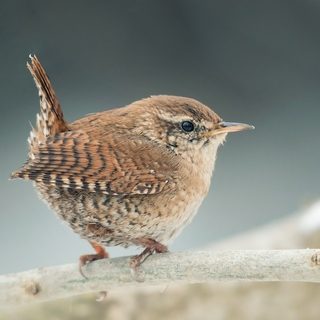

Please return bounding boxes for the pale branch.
[1,249,320,307]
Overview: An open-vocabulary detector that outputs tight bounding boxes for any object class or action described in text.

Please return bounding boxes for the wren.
[11,55,254,274]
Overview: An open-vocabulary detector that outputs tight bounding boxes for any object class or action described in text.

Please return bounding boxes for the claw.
[130,247,153,269]
[79,241,109,279]
[129,239,168,281]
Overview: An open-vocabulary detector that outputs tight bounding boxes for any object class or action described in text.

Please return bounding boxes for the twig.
[1,249,320,306]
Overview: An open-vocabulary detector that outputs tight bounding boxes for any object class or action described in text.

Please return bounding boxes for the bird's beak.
[208,121,255,136]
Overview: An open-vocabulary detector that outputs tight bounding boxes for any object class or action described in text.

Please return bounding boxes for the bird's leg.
[130,238,168,269]
[79,241,109,278]
[130,247,154,269]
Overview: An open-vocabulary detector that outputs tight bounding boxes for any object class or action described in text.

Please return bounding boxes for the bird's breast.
[156,143,219,243]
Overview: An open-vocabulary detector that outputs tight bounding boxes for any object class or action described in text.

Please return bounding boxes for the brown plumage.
[11,55,253,273]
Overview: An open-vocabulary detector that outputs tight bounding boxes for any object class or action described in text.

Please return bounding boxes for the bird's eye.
[181,121,195,132]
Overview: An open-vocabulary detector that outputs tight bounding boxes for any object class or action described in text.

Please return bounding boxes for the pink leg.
[130,238,168,268]
[79,241,109,278]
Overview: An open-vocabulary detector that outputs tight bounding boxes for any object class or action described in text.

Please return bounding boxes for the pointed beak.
[210,121,255,136]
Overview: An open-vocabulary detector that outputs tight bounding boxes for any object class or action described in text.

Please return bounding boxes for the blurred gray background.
[1,0,319,274]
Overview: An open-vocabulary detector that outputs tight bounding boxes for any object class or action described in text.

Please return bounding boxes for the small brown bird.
[11,55,253,273]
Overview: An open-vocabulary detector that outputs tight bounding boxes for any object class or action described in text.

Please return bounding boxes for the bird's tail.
[11,55,69,179]
[26,55,68,157]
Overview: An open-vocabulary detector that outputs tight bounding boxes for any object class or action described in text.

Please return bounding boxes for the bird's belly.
[35,182,205,247]
[154,197,203,244]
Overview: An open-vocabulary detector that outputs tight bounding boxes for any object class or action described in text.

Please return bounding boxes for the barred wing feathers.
[11,131,177,195]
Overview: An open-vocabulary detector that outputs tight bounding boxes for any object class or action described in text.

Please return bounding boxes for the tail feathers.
[10,167,29,180]
[27,55,68,155]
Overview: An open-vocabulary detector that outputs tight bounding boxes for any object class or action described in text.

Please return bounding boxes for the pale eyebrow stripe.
[157,112,193,123]
[158,113,214,129]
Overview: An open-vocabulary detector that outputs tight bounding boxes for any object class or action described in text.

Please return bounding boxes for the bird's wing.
[11,131,178,195]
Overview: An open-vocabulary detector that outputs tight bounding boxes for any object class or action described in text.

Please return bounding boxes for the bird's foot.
[130,247,154,270]
[79,241,109,279]
[130,238,168,280]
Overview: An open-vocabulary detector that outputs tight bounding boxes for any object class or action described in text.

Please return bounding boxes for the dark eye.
[181,121,195,132]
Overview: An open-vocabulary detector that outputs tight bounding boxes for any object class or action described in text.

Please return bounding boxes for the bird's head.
[128,95,254,159]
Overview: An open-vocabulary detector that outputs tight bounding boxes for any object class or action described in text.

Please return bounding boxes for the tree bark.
[1,249,320,306]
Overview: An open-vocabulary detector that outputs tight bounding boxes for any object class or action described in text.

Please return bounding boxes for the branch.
[1,249,320,306]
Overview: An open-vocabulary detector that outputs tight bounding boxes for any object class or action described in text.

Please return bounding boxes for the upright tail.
[26,55,69,158]
[11,55,69,179]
